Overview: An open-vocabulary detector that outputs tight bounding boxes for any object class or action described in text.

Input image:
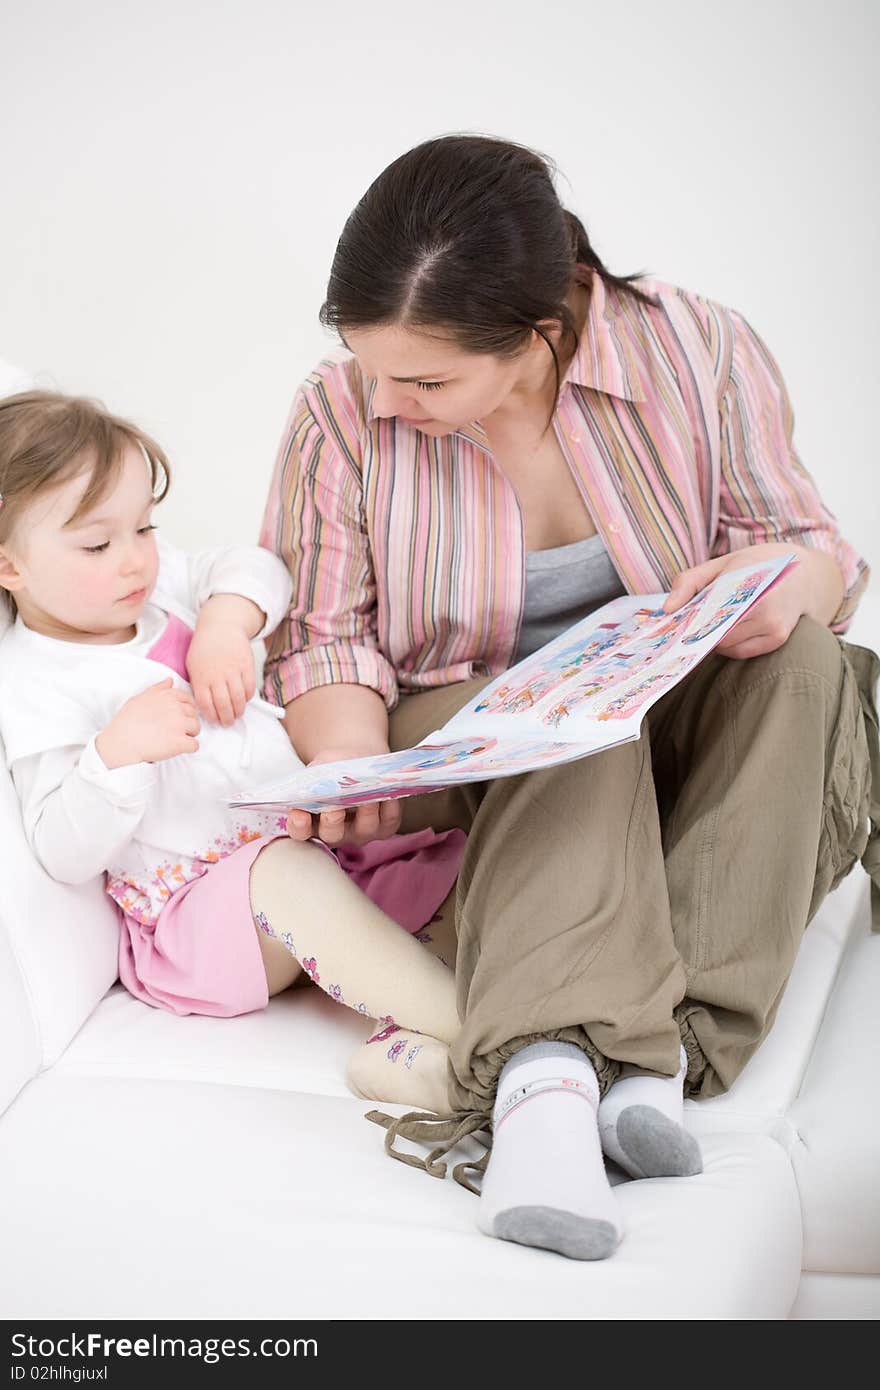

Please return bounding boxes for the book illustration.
[679,567,771,645]
[474,593,705,728]
[254,734,600,812]
[228,553,797,813]
[594,655,700,720]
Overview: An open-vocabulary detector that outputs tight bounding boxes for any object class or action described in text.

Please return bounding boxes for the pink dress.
[115,616,465,1017]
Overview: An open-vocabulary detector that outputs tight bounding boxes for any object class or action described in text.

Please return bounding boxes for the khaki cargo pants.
[387,617,879,1116]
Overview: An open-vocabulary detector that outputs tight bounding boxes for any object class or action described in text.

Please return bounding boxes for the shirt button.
[570,432,582,443]
[608,523,620,534]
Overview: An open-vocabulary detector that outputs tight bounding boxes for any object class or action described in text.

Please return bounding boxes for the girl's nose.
[119,544,142,575]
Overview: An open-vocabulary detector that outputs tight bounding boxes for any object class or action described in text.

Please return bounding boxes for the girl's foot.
[346,1027,452,1114]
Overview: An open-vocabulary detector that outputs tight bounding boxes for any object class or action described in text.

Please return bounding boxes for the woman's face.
[343,323,543,435]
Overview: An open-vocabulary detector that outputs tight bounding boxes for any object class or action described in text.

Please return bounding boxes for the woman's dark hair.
[320,134,654,406]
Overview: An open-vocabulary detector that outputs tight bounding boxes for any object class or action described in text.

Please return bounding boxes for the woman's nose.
[371,379,409,419]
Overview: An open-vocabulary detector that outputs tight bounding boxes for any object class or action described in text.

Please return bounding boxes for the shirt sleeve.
[713,308,869,633]
[258,390,399,710]
[11,737,156,886]
[154,533,294,638]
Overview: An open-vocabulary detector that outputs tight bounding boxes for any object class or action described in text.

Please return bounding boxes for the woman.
[260,135,878,1261]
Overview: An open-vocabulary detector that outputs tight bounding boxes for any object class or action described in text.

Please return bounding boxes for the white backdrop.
[2,0,877,570]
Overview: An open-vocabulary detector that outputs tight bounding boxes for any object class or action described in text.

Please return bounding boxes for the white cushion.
[0,1071,801,1319]
[53,977,372,1097]
[684,870,870,1142]
[0,914,40,1115]
[0,757,119,1074]
[789,926,880,1276]
[791,1273,880,1320]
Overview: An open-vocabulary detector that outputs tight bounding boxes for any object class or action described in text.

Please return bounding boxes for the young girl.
[0,390,464,1112]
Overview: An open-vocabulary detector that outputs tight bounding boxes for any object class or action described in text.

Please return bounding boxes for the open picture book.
[229,552,797,813]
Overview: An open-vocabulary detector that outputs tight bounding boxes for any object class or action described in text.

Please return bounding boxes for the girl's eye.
[416,381,446,392]
[84,542,110,554]
[138,524,157,535]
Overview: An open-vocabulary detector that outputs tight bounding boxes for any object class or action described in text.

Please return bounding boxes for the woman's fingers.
[286,798,402,846]
[317,807,347,845]
[378,799,402,835]
[664,557,726,612]
[286,810,316,840]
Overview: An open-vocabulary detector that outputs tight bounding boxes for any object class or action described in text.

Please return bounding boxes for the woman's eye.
[84,542,110,554]
[416,381,445,392]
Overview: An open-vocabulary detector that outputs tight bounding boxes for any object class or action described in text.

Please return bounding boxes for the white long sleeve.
[154,535,293,637]
[11,738,157,885]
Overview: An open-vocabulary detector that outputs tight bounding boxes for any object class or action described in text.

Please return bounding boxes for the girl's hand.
[187,595,264,725]
[97,679,200,768]
[664,543,844,659]
[286,745,403,847]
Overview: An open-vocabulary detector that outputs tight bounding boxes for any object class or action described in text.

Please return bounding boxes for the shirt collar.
[562,273,647,403]
[363,273,647,438]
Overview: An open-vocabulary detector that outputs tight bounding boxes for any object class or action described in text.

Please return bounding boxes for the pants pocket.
[815,653,873,901]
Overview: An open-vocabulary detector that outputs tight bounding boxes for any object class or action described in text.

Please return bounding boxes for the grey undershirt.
[513,533,627,664]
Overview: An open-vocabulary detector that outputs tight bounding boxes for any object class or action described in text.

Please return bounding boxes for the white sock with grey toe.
[477,1042,622,1261]
[598,1045,702,1179]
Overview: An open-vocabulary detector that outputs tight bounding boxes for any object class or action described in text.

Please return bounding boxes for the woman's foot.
[477,1042,622,1261]
[598,1045,702,1179]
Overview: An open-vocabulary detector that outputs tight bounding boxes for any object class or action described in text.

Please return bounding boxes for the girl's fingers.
[226,673,247,719]
[211,681,236,727]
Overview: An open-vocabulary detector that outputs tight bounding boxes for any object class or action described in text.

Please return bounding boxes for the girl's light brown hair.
[0,390,171,615]
[0,391,171,603]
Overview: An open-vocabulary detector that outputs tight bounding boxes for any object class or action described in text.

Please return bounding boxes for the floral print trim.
[302,956,320,982]
[367,1021,400,1045]
[387,1040,406,1063]
[108,819,278,927]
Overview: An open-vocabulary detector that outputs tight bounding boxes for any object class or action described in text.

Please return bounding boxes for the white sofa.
[2,599,878,1322]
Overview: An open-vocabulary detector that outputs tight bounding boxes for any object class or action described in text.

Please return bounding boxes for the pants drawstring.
[365,1108,493,1195]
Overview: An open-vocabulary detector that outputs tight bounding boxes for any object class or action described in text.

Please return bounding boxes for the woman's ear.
[0,547,25,595]
[530,316,566,349]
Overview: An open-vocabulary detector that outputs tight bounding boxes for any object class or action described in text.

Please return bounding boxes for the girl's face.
[343,323,550,435]
[0,444,159,643]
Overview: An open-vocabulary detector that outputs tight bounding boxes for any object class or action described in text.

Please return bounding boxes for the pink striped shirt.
[260,276,868,711]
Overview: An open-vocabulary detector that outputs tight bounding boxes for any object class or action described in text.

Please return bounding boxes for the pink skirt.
[116,827,465,1018]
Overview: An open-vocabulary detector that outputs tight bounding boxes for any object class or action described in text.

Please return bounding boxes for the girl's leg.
[248,837,460,1106]
[343,882,462,1116]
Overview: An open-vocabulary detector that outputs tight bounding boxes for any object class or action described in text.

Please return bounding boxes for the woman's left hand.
[187,594,264,724]
[663,542,845,659]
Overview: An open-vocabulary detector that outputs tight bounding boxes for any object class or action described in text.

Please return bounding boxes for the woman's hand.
[664,542,845,659]
[186,594,265,725]
[286,746,403,847]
